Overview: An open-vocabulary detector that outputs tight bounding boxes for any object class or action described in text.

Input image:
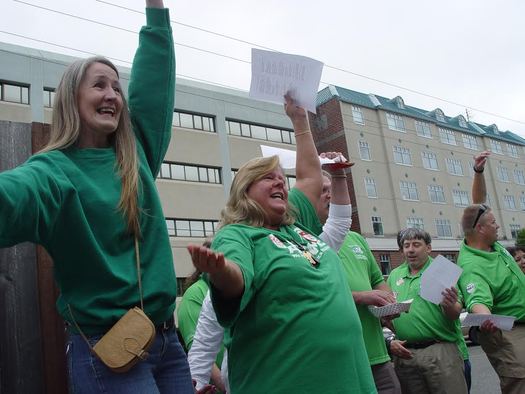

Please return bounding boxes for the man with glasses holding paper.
[387,228,468,394]
[457,152,525,394]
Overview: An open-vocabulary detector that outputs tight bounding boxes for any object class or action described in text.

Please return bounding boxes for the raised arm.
[472,151,490,204]
[284,94,322,207]
[128,1,175,176]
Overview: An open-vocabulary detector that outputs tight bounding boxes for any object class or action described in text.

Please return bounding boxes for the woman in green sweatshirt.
[0,1,194,392]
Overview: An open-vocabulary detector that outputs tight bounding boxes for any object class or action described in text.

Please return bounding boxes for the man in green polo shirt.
[339,231,401,393]
[387,228,468,394]
[457,154,525,394]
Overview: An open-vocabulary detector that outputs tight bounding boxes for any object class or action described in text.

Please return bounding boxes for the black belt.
[405,340,439,349]
[156,316,175,332]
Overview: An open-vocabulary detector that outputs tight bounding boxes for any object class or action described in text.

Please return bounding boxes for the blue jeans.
[67,328,194,394]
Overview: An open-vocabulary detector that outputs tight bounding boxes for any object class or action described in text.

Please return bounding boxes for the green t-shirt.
[339,232,391,366]
[0,8,177,335]
[288,187,323,236]
[211,223,376,394]
[177,278,209,351]
[458,241,525,322]
[387,257,467,357]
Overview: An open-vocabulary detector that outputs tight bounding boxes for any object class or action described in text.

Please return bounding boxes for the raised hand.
[473,151,490,172]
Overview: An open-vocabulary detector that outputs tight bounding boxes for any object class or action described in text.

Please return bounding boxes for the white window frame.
[359,140,371,161]
[372,216,384,236]
[352,105,365,125]
[421,151,439,170]
[439,128,457,145]
[503,195,517,210]
[428,184,446,203]
[400,181,419,201]
[393,146,412,166]
[446,158,464,176]
[406,217,424,229]
[497,166,510,182]
[415,120,432,138]
[452,189,470,207]
[514,169,525,185]
[490,140,503,154]
[435,218,452,238]
[462,134,479,150]
[507,144,519,158]
[386,113,406,132]
[365,177,377,198]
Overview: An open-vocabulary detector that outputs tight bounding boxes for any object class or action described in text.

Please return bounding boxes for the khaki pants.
[371,361,401,394]
[393,342,467,394]
[478,324,525,394]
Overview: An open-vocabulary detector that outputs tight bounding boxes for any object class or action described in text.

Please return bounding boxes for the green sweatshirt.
[0,8,176,335]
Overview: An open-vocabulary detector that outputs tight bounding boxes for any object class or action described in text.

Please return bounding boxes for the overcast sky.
[2,0,525,138]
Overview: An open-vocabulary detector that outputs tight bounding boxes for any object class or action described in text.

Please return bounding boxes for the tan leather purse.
[69,239,156,373]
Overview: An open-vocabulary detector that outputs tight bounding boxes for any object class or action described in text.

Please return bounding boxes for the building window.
[359,140,371,160]
[393,146,412,165]
[386,113,406,132]
[352,106,364,125]
[159,162,221,184]
[407,217,424,229]
[365,177,377,198]
[514,169,525,185]
[227,119,295,145]
[428,184,446,203]
[400,181,419,201]
[372,216,384,236]
[458,116,468,128]
[286,175,296,189]
[497,166,510,182]
[439,128,457,145]
[43,88,55,108]
[490,140,503,154]
[0,81,29,104]
[415,121,432,138]
[462,134,478,150]
[446,158,464,176]
[503,195,517,210]
[452,190,470,207]
[435,109,445,122]
[379,254,391,275]
[520,196,525,211]
[173,110,215,132]
[435,219,452,237]
[507,144,519,158]
[421,151,439,170]
[165,218,219,237]
[510,224,521,239]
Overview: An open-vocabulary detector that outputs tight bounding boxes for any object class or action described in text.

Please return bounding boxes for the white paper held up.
[368,299,413,318]
[260,145,347,170]
[420,255,463,305]
[462,313,515,331]
[249,48,324,113]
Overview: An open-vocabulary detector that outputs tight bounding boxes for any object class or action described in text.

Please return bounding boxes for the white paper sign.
[462,313,515,331]
[368,299,413,318]
[420,255,463,305]
[260,145,345,169]
[249,48,324,113]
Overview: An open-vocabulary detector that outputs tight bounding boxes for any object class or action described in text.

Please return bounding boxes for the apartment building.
[311,85,525,271]
[2,42,525,277]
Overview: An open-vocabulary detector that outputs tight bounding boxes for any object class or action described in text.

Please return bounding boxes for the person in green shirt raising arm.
[0,1,195,392]
[187,96,376,394]
[458,151,525,394]
[388,228,468,394]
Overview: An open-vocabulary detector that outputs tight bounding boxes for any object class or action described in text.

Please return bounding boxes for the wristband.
[473,166,484,174]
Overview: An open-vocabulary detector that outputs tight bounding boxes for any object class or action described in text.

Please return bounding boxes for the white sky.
[2,0,525,138]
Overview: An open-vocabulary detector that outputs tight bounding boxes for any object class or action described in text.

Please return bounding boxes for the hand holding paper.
[368,299,413,318]
[462,313,515,331]
[420,255,463,305]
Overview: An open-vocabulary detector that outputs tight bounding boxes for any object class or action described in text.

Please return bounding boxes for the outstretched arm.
[284,94,322,207]
[472,151,490,204]
[187,245,244,299]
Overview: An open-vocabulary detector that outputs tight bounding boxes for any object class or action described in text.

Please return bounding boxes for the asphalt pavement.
[469,344,501,394]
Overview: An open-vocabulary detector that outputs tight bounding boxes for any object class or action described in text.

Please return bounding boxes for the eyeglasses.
[472,204,489,228]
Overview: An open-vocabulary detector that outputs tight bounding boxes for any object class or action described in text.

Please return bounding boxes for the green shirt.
[288,187,323,236]
[0,8,176,335]
[387,257,467,356]
[177,279,209,351]
[458,241,525,322]
[211,224,376,394]
[339,232,391,366]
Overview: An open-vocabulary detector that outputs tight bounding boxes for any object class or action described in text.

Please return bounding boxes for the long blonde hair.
[41,56,140,236]
[221,156,295,228]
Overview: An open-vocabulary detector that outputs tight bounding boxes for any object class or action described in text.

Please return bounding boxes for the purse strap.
[68,236,144,342]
